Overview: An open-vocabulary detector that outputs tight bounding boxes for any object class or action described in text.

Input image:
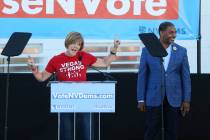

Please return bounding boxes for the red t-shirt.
[45,51,97,81]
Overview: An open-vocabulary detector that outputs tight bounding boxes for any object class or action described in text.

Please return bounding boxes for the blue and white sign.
[50,81,116,113]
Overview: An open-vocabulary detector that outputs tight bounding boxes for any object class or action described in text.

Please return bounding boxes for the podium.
[49,81,116,140]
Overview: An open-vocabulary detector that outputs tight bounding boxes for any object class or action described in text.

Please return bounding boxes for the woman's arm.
[27,56,52,82]
[92,40,120,67]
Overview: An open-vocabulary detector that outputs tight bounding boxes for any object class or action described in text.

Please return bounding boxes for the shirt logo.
[59,60,84,78]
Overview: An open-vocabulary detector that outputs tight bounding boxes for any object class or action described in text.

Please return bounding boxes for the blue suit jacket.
[137,43,191,107]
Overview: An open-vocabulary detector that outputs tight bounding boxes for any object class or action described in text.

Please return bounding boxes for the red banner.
[0,0,178,19]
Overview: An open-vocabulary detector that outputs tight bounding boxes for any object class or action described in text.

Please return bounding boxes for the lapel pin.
[173,46,177,51]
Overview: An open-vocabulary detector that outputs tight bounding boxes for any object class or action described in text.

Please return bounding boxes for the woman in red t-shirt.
[27,32,120,140]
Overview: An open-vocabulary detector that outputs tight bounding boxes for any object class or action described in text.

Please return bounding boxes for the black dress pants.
[144,97,181,140]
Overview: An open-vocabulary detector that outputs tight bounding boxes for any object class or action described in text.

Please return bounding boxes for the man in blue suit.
[137,22,191,140]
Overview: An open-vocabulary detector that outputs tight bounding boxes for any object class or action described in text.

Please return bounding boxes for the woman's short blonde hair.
[64,32,84,50]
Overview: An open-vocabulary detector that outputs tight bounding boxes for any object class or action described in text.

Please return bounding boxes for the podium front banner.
[50,81,116,113]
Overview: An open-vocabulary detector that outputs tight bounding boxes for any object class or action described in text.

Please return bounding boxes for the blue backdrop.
[0,0,199,40]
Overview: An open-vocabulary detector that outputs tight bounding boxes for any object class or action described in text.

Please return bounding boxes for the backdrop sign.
[0,0,200,40]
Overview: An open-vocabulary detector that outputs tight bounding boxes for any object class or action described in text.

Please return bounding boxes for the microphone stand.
[79,53,115,81]
[4,56,10,140]
[160,58,165,140]
[88,66,115,81]
[88,66,115,140]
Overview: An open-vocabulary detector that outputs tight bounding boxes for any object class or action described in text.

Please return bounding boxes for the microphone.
[46,73,56,87]
[79,54,115,81]
[89,66,115,81]
[78,55,82,61]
